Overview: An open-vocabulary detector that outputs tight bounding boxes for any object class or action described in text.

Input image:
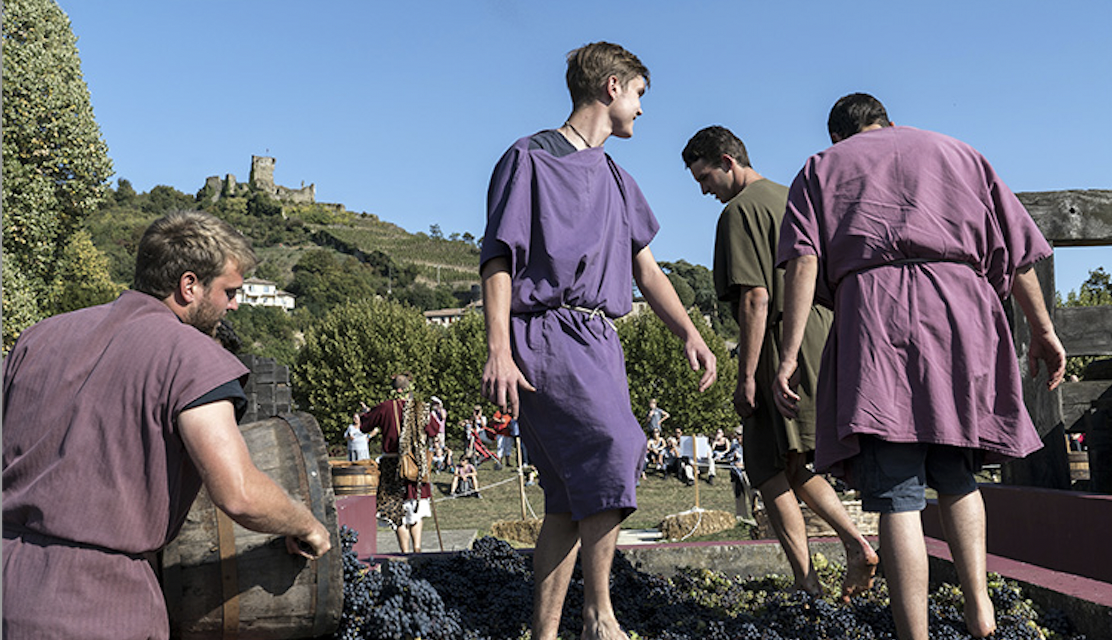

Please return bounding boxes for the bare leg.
[938,490,995,638]
[879,511,929,640]
[758,472,821,595]
[784,452,878,601]
[395,524,412,554]
[532,513,581,640]
[409,517,424,553]
[578,509,628,640]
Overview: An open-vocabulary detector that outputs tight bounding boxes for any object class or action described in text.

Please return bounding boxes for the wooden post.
[516,437,527,521]
[1004,189,1112,491]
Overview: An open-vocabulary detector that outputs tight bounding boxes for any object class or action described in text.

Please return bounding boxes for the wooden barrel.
[160,412,342,640]
[330,459,380,496]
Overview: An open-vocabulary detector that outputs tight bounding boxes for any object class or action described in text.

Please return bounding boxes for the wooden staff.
[516,437,527,520]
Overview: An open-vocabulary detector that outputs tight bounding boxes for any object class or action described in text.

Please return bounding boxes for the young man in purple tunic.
[3,211,332,639]
[480,41,717,640]
[772,93,1066,640]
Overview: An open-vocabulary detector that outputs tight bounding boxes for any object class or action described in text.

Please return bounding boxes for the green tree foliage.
[619,309,738,436]
[429,311,488,444]
[393,282,458,312]
[49,229,122,314]
[1060,267,1112,380]
[287,248,383,316]
[142,184,195,214]
[293,298,437,442]
[225,304,301,366]
[660,260,738,338]
[3,0,114,347]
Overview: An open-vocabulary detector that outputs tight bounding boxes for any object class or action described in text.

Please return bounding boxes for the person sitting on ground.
[646,427,667,473]
[711,428,731,460]
[667,429,696,485]
[450,456,480,497]
[430,440,453,473]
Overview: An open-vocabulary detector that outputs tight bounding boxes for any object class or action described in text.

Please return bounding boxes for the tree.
[287,248,382,316]
[661,260,738,338]
[430,310,488,446]
[49,229,122,314]
[618,309,738,436]
[1061,267,1112,380]
[429,224,443,240]
[142,184,194,214]
[3,0,114,348]
[225,304,301,367]
[292,298,437,443]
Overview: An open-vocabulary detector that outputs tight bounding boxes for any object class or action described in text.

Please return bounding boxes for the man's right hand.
[734,374,758,419]
[287,520,331,559]
[481,350,536,419]
[772,359,802,419]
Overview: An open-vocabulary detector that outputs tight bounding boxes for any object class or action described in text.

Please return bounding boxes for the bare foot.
[964,593,997,638]
[793,571,823,597]
[580,611,628,640]
[841,538,880,602]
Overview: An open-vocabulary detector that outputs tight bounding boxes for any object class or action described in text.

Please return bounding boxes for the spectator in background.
[450,456,480,498]
[646,428,667,473]
[645,398,670,432]
[429,396,447,449]
[346,412,372,461]
[362,373,438,553]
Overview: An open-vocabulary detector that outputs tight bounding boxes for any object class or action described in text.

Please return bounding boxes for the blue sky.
[61,1,1110,296]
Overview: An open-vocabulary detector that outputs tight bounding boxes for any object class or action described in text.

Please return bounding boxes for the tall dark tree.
[3,0,114,349]
[618,309,738,436]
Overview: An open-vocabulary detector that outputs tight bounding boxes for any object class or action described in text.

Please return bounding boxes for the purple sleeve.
[777,164,823,268]
[480,141,531,273]
[616,163,660,252]
[981,159,1053,297]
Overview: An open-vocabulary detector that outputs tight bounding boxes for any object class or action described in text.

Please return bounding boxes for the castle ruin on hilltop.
[201,155,316,204]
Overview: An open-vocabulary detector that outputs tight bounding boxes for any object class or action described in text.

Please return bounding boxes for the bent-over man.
[773,93,1066,640]
[683,125,878,599]
[3,211,331,639]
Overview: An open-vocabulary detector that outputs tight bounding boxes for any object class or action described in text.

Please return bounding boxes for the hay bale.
[659,509,735,541]
[491,518,544,546]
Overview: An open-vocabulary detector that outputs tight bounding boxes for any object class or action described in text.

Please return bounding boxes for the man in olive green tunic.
[683,126,877,600]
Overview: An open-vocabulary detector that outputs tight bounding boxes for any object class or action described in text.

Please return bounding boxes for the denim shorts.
[852,436,981,513]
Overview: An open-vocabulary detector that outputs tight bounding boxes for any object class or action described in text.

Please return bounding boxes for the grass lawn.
[422,461,756,543]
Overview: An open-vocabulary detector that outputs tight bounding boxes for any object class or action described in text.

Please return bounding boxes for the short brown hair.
[682,125,751,169]
[132,210,256,298]
[566,41,649,109]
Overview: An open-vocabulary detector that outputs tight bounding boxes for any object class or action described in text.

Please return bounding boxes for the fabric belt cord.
[853,257,978,277]
[560,304,617,332]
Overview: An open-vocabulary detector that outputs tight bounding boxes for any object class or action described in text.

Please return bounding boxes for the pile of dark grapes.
[329,528,1087,640]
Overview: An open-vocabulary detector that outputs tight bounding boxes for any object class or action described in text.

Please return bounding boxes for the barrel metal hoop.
[216,509,241,638]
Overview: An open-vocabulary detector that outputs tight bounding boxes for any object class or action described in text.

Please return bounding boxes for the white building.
[237,277,296,311]
[423,301,482,327]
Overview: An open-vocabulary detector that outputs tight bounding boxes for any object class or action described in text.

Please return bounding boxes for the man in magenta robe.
[773,93,1066,640]
[480,42,716,640]
[3,211,331,639]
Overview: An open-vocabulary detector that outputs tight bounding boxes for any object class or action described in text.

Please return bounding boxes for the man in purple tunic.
[3,211,332,639]
[773,93,1066,640]
[480,42,716,640]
